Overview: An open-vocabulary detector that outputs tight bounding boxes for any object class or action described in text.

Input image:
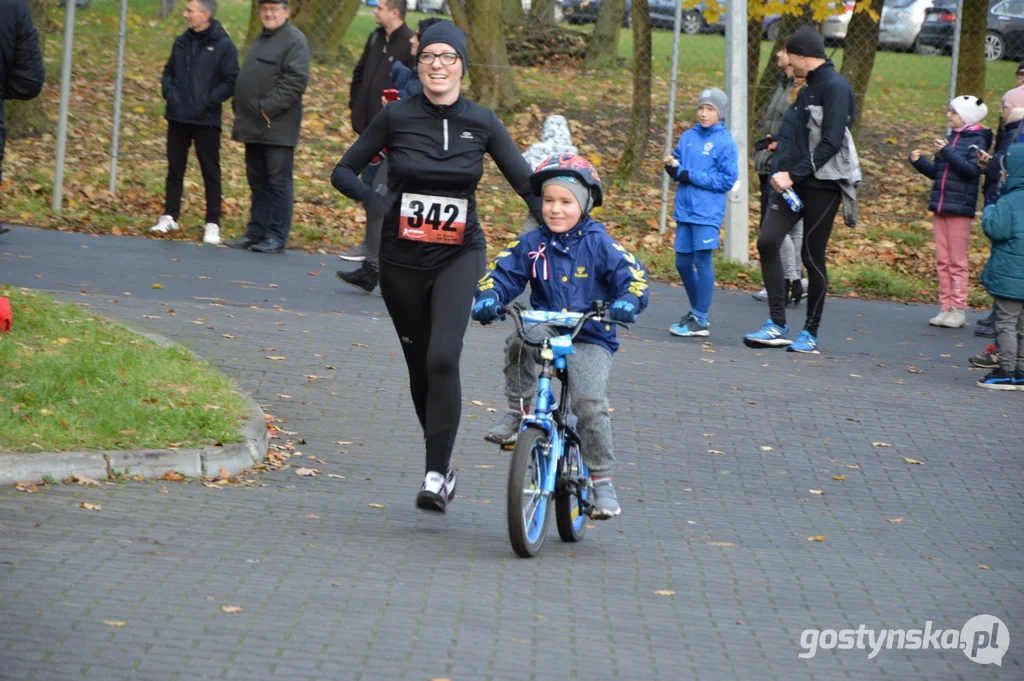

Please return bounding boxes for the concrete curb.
[0,326,268,486]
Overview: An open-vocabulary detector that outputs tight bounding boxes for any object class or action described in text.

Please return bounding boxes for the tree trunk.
[582,0,625,71]
[955,0,986,97]
[614,0,651,183]
[451,0,518,111]
[244,0,263,50]
[6,0,48,140]
[754,6,813,125]
[746,11,761,143]
[529,0,557,25]
[291,0,361,62]
[840,0,884,142]
[503,0,524,23]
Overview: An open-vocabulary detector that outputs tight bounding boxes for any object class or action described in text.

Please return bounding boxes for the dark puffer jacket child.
[910,95,993,329]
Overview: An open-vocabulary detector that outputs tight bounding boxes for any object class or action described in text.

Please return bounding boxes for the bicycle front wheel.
[507,427,553,558]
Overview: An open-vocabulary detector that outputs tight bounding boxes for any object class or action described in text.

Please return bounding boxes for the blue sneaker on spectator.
[669,313,710,338]
[1015,369,1024,390]
[743,319,791,348]
[977,368,1017,391]
[787,330,820,354]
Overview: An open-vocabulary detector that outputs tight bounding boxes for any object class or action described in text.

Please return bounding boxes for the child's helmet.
[530,153,603,208]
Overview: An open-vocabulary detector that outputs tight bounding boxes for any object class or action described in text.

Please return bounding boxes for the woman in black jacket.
[331,21,542,513]
[910,95,993,329]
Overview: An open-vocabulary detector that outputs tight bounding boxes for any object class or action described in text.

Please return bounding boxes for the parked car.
[560,0,718,33]
[416,0,448,14]
[918,0,1024,61]
[762,2,854,42]
[878,0,935,52]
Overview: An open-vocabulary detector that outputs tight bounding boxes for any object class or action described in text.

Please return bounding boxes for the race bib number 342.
[398,193,468,245]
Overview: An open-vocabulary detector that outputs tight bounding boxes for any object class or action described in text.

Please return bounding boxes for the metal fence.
[10,0,1021,262]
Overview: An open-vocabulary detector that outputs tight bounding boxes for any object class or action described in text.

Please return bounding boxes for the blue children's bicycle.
[500,301,626,558]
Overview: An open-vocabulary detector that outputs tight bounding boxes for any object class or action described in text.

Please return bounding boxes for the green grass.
[0,286,248,453]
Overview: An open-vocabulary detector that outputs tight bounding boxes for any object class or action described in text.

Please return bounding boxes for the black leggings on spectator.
[378,247,485,475]
[757,185,841,337]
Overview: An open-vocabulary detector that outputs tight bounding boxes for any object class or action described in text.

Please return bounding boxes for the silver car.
[878,0,934,51]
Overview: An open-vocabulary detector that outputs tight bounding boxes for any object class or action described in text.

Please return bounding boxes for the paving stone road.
[1,226,1022,681]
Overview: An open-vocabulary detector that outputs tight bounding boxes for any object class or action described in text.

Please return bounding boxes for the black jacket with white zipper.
[331,94,543,270]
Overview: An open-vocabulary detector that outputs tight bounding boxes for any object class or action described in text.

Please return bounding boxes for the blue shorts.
[674,222,720,253]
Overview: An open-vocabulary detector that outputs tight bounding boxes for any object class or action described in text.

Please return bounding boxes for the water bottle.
[781,187,803,213]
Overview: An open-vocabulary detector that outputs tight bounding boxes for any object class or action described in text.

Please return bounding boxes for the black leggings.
[378,247,485,475]
[757,186,841,336]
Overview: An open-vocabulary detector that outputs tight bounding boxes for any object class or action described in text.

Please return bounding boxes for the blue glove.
[472,291,503,325]
[609,297,638,324]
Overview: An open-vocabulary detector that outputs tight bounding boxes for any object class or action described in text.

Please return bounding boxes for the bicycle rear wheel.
[555,440,588,543]
[507,427,553,558]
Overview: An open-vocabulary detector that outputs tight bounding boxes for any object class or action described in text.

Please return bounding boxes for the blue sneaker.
[978,368,1017,391]
[743,319,791,348]
[669,313,710,338]
[787,330,820,354]
[1015,369,1024,390]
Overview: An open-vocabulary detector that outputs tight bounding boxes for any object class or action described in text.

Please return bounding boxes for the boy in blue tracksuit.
[472,154,649,519]
[664,87,739,338]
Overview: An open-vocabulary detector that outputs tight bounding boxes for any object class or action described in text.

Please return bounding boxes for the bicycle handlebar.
[500,301,627,348]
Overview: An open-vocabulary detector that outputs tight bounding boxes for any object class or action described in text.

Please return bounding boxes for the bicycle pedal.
[501,442,516,451]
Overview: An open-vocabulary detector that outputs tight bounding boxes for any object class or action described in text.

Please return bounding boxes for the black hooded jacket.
[161,19,239,129]
[0,0,45,180]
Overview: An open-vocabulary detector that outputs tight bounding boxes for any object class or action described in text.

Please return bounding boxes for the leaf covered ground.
[1,0,1016,306]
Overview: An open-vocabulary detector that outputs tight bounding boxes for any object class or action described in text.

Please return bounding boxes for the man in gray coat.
[226,0,310,253]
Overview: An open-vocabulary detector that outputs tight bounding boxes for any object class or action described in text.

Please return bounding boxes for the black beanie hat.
[1018,60,1024,75]
[419,20,469,76]
[786,26,827,59]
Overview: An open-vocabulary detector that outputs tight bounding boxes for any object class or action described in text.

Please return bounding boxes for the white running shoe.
[150,215,179,234]
[929,308,951,326]
[203,223,221,245]
[939,308,967,328]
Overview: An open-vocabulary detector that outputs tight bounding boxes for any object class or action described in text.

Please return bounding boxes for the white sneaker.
[940,308,967,328]
[149,215,179,234]
[203,223,221,245]
[929,308,950,326]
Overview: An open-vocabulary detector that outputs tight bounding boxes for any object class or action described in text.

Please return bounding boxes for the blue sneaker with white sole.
[669,313,710,338]
[787,330,820,354]
[743,319,791,348]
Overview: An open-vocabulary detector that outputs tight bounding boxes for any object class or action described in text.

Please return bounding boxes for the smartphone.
[382,89,399,102]
[754,136,773,152]
[969,145,991,160]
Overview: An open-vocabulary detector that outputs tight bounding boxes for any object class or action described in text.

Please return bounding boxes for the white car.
[822,1,856,42]
[878,0,934,52]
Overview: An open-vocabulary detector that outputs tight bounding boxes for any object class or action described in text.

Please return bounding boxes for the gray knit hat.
[542,176,593,215]
[697,87,728,120]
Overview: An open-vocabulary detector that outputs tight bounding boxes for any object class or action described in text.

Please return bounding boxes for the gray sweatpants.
[363,155,390,267]
[780,219,804,281]
[994,296,1024,373]
[503,328,615,476]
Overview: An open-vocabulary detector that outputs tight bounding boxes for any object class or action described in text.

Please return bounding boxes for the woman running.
[331,21,542,512]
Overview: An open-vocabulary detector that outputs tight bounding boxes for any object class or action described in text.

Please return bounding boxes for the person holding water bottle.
[744,26,857,354]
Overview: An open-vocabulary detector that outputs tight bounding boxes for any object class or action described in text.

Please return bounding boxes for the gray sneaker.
[484,409,522,445]
[338,242,369,262]
[590,478,621,519]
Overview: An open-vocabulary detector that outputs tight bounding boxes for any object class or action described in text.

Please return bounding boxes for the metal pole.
[658,0,685,236]
[723,0,748,264]
[52,0,77,214]
[946,0,964,135]
[108,0,128,193]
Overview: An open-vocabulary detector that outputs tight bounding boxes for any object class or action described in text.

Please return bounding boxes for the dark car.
[560,0,718,33]
[917,0,1024,61]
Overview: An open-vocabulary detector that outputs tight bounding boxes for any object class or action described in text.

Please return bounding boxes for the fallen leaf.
[470,400,486,406]
[151,283,164,289]
[886,517,904,523]
[368,503,387,509]
[266,356,286,361]
[746,400,757,405]
[707,449,726,455]
[872,442,893,447]
[80,502,102,511]
[335,440,352,445]
[222,334,235,339]
[979,564,991,570]
[833,475,846,481]
[306,514,320,519]
[217,466,231,481]
[903,457,924,465]
[102,620,126,627]
[308,270,320,276]
[160,471,186,482]
[156,487,169,494]
[72,474,101,486]
[809,489,825,495]
[905,366,921,373]
[327,474,346,479]
[332,582,344,587]
[654,590,676,596]
[295,468,319,476]
[220,605,243,614]
[846,464,861,469]
[351,342,369,348]
[487,407,497,412]
[807,536,827,542]
[707,541,737,547]
[759,446,773,452]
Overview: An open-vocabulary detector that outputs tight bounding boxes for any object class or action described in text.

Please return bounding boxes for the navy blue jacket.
[910,125,993,217]
[669,121,738,227]
[0,0,44,182]
[983,119,1024,205]
[476,218,650,354]
[390,61,422,99]
[161,20,239,129]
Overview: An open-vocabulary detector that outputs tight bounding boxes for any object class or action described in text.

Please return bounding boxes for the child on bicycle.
[471,153,649,519]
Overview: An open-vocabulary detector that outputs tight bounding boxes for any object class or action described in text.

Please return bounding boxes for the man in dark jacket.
[227,0,310,253]
[350,0,414,138]
[151,0,239,245]
[745,26,857,355]
[0,0,45,191]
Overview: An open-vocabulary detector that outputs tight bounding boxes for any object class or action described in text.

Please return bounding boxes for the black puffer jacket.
[910,126,993,218]
[0,0,45,181]
[983,118,1024,205]
[161,20,239,129]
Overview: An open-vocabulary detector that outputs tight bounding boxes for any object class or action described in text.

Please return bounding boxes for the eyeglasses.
[418,52,460,66]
